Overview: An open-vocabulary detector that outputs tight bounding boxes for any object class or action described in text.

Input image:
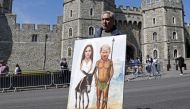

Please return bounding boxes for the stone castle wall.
[1,0,190,72]
[0,14,62,71]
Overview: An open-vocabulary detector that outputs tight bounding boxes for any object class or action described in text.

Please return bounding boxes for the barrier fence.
[126,63,145,75]
[1,63,164,92]
[0,69,70,92]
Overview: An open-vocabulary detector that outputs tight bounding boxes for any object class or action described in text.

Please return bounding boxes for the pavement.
[125,68,190,81]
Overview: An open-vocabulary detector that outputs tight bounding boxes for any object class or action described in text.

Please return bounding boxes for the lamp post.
[167,40,171,71]
[43,34,48,70]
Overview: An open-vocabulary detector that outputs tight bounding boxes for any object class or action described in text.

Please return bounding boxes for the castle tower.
[141,0,185,70]
[0,0,13,62]
[0,0,13,14]
[61,0,116,66]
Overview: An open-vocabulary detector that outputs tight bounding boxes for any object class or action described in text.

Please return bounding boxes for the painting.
[67,35,127,109]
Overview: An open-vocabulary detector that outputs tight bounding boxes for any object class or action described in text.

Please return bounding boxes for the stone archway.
[126,44,136,63]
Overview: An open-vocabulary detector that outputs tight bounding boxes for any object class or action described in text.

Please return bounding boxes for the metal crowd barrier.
[0,69,71,92]
[53,69,71,86]
[126,63,162,80]
[126,63,145,75]
[12,73,52,89]
[0,75,12,92]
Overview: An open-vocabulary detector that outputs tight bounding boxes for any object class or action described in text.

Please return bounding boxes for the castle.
[0,0,190,71]
[0,0,62,70]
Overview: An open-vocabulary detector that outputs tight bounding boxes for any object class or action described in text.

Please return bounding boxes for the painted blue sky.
[13,0,190,25]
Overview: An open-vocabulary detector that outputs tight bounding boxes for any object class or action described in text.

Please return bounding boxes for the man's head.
[100,44,111,61]
[101,11,115,32]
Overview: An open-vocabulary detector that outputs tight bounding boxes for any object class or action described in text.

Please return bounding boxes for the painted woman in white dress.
[80,44,94,76]
[75,44,94,109]
[79,44,94,91]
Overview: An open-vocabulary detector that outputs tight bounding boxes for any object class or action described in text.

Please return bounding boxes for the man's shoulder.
[94,26,122,38]
[96,59,101,64]
[94,28,103,38]
[112,28,121,36]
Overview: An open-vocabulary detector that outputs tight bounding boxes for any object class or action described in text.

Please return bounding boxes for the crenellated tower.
[141,0,185,70]
[61,0,116,66]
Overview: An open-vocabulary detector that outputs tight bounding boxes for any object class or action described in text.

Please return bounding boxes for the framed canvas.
[67,35,127,109]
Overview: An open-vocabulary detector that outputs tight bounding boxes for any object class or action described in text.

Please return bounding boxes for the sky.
[12,0,190,25]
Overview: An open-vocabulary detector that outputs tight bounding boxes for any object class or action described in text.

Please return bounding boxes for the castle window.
[124,20,127,25]
[172,32,177,40]
[123,20,127,27]
[153,50,158,58]
[174,49,177,58]
[133,21,137,26]
[69,28,73,37]
[70,10,73,17]
[32,34,38,42]
[90,8,93,16]
[153,32,157,42]
[138,22,142,29]
[172,17,176,24]
[89,27,94,36]
[118,20,122,27]
[67,47,72,57]
[128,21,132,25]
[153,18,156,24]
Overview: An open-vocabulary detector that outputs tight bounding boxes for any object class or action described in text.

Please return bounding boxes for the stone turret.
[141,0,185,70]
[141,0,183,11]
[61,0,116,66]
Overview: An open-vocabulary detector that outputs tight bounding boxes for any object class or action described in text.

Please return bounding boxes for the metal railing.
[126,63,161,80]
[0,69,71,92]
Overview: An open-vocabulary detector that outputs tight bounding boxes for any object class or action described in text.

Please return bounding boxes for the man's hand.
[107,81,110,85]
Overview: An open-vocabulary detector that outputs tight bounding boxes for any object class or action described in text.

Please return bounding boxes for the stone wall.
[0,14,62,71]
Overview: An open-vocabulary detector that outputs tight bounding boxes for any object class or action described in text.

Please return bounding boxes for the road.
[0,76,190,109]
[124,76,190,109]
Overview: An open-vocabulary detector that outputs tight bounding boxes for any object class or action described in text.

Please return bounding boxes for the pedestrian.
[0,62,3,75]
[146,55,153,76]
[0,61,9,75]
[14,64,22,75]
[94,10,121,38]
[59,58,69,84]
[176,55,185,75]
[60,58,68,70]
[133,57,141,77]
[152,57,160,75]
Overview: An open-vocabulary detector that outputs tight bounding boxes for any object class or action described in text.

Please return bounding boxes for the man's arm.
[93,62,99,86]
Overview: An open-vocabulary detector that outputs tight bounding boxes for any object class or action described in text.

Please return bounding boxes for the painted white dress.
[81,60,92,74]
[75,60,92,92]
